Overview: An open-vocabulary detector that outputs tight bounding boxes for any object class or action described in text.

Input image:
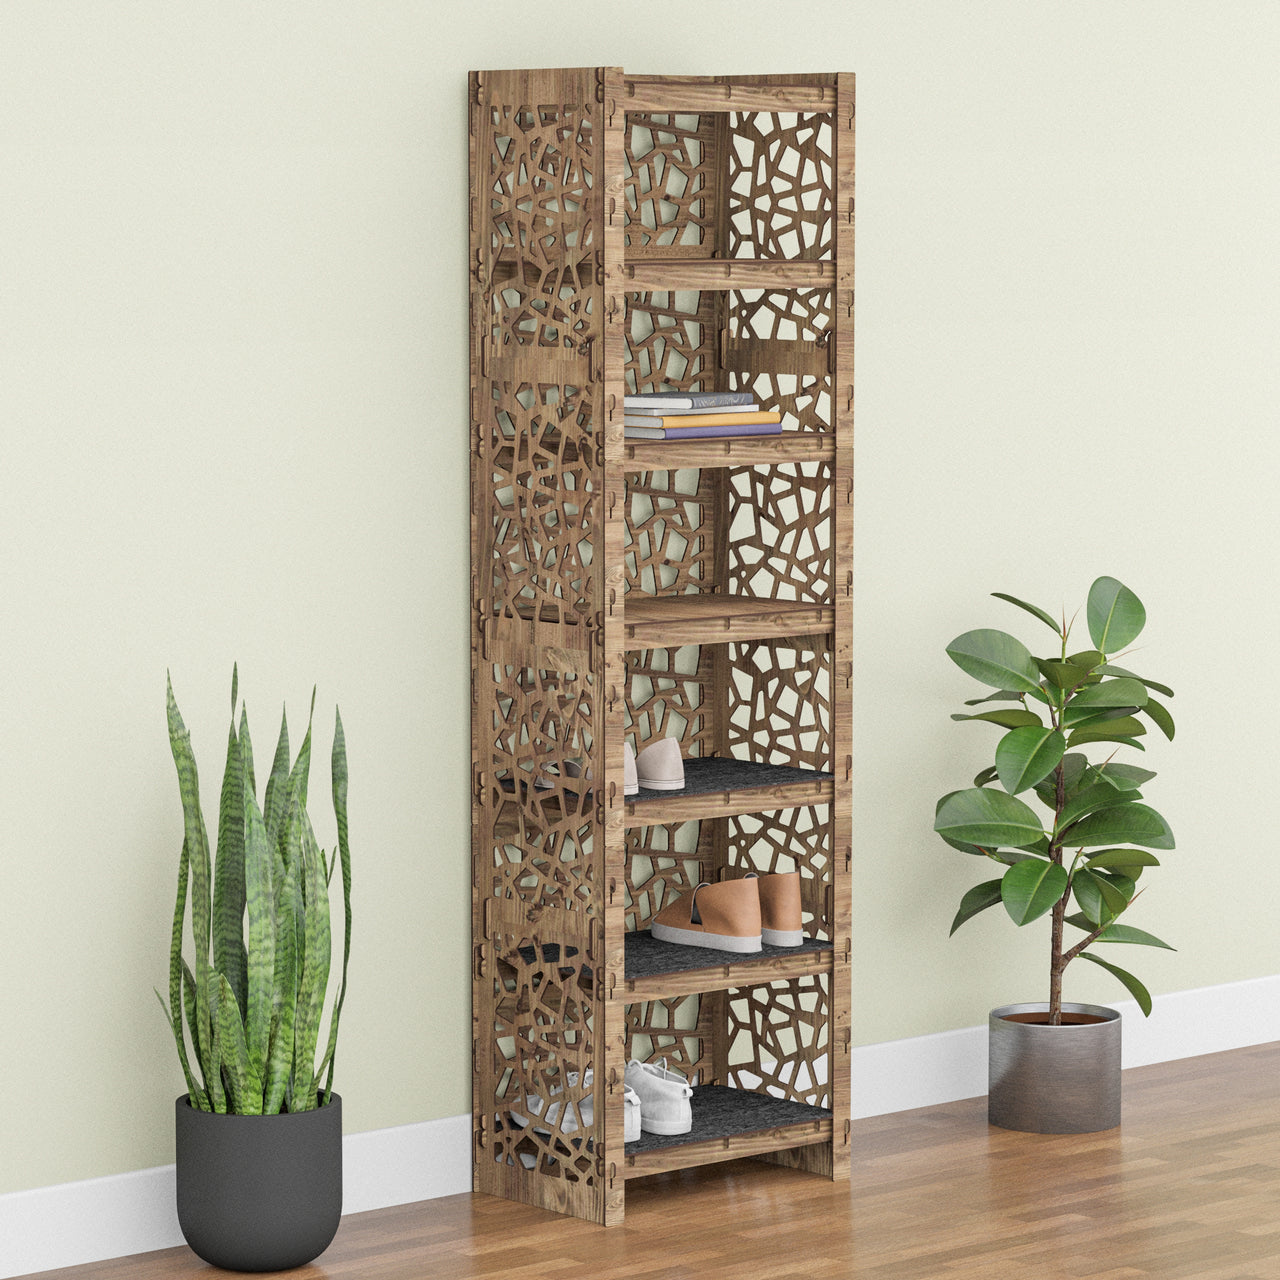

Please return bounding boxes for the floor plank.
[15,1042,1280,1280]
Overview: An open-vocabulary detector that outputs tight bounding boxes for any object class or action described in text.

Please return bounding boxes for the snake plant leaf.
[292,804,332,1112]
[1141,695,1176,741]
[946,629,1043,695]
[991,592,1061,633]
[1096,664,1174,699]
[1066,717,1147,748]
[1087,577,1146,654]
[1078,950,1153,1016]
[207,973,225,1113]
[950,879,1005,935]
[1085,848,1161,876]
[243,757,275,1096]
[1054,781,1139,834]
[1061,801,1175,850]
[319,707,351,1104]
[936,788,1044,849]
[1001,858,1069,925]
[951,708,1045,730]
[264,844,300,1115]
[1088,922,1175,949]
[1086,762,1156,791]
[995,726,1065,795]
[213,701,248,1024]
[1072,867,1130,924]
[263,705,291,858]
[1068,677,1148,710]
[166,675,214,1086]
[216,972,261,1114]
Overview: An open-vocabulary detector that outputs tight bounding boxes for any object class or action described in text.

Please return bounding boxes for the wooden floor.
[21,1042,1280,1280]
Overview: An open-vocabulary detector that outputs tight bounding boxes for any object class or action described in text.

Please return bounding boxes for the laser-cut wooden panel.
[623,291,716,394]
[728,462,833,602]
[727,113,834,261]
[484,662,597,914]
[728,638,832,769]
[729,805,833,941]
[626,646,710,755]
[481,913,600,1204]
[727,974,831,1108]
[625,468,713,596]
[623,820,708,932]
[624,994,712,1083]
[623,114,715,252]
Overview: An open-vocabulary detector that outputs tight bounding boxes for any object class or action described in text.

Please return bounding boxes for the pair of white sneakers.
[624,1058,694,1136]
[623,739,684,796]
[512,1069,645,1144]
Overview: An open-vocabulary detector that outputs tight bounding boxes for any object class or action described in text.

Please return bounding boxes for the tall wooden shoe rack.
[469,67,853,1224]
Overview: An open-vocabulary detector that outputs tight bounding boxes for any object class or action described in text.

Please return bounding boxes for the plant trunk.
[1048,896,1065,1025]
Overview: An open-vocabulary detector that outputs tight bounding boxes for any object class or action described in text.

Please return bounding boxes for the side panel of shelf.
[470,65,613,1225]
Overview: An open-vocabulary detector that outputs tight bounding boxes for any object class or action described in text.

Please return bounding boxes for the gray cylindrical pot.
[988,1004,1121,1134]
[175,1093,342,1272]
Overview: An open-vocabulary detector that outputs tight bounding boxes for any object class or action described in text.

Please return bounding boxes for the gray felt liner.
[632,755,833,801]
[626,930,831,979]
[625,1085,832,1153]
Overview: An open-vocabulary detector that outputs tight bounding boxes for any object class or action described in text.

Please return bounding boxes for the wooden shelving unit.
[470,65,853,1225]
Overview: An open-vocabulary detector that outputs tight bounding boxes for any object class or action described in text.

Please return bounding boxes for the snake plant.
[158,667,351,1113]
[934,577,1175,1024]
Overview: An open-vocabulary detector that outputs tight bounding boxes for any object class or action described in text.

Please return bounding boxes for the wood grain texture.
[25,1044,1280,1280]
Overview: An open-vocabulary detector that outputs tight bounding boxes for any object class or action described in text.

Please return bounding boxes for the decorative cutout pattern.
[624,292,714,394]
[485,663,596,914]
[486,917,599,1181]
[728,639,832,769]
[625,468,711,596]
[727,974,831,1107]
[488,105,595,270]
[624,994,711,1083]
[491,262,598,357]
[623,114,713,251]
[626,647,710,757]
[487,379,596,626]
[728,464,833,602]
[728,289,833,432]
[728,113,833,260]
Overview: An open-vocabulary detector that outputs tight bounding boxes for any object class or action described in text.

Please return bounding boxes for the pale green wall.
[3,0,1277,1197]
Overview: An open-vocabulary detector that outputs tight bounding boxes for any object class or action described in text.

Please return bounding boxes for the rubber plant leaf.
[950,879,1004,935]
[991,591,1060,633]
[946,629,1043,695]
[1085,848,1161,876]
[935,788,1045,849]
[995,726,1065,795]
[1068,677,1149,710]
[1097,663,1175,699]
[1078,951,1153,1016]
[1088,922,1175,950]
[1087,577,1146,653]
[1142,695,1176,741]
[951,709,1044,730]
[1001,858,1069,926]
[1061,802,1175,850]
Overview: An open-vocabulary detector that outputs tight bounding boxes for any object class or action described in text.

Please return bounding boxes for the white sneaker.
[511,1069,593,1134]
[624,742,638,797]
[624,1058,693,1135]
[635,738,684,791]
[624,1085,641,1142]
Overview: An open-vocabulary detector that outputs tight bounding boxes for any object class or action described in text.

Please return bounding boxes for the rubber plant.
[934,576,1175,1024]
[158,667,351,1113]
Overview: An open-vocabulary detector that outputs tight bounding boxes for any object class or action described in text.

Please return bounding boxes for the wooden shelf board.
[624,432,834,470]
[624,76,837,114]
[624,594,834,648]
[624,756,833,824]
[623,1086,833,1178]
[621,931,833,1000]
[621,258,834,291]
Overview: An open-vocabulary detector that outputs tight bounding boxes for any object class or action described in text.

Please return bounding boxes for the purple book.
[625,422,783,440]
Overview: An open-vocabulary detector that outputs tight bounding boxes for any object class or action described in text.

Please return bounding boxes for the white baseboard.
[0,1113,471,1280]
[3,973,1276,1278]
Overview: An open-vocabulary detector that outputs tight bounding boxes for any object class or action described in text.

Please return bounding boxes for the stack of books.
[624,391,782,441]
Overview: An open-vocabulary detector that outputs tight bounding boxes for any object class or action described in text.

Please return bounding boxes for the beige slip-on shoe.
[634,737,684,790]
[651,878,762,953]
[623,741,638,796]
[746,870,804,946]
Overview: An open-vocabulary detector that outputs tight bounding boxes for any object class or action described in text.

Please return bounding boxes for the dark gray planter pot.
[175,1093,342,1272]
[988,1003,1121,1134]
